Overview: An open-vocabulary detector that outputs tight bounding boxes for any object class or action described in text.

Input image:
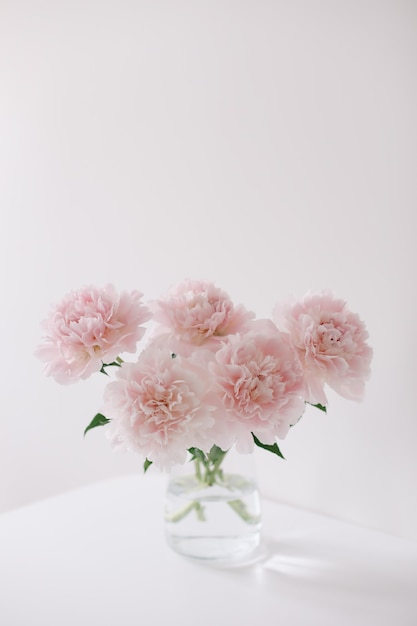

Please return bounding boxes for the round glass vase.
[164,445,261,562]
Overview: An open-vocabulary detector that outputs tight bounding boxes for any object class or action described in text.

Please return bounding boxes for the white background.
[0,0,415,540]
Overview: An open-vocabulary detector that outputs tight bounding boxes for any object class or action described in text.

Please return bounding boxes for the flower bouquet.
[36,280,372,560]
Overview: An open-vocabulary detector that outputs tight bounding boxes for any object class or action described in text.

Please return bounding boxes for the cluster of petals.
[151,279,255,354]
[103,346,219,470]
[274,291,373,405]
[209,320,305,453]
[35,284,151,384]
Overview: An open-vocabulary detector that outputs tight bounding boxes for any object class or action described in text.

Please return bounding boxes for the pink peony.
[274,291,373,405]
[36,285,151,384]
[151,279,254,354]
[209,320,305,453]
[103,345,219,470]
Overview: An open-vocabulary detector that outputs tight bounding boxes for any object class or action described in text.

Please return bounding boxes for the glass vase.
[164,445,262,562]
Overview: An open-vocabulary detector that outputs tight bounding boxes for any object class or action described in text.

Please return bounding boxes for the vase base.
[165,531,261,562]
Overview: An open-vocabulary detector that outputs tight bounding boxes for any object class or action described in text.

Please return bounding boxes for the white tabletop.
[1,473,416,626]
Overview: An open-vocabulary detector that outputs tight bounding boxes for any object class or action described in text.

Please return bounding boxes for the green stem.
[204,454,226,486]
[195,458,202,482]
[165,500,206,523]
[166,446,259,527]
[227,499,261,525]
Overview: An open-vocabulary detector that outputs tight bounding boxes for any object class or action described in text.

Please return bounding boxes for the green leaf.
[307,402,327,413]
[187,447,207,462]
[207,444,227,464]
[84,413,111,437]
[143,458,153,473]
[252,433,285,459]
[100,360,122,375]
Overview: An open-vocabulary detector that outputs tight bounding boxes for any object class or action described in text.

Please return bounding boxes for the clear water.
[164,473,262,561]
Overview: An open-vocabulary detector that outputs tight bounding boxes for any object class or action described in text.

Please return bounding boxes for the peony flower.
[35,284,151,384]
[274,291,373,405]
[209,319,305,453]
[151,279,254,354]
[103,345,219,470]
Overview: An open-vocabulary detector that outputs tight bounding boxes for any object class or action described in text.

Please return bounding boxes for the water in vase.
[164,472,262,561]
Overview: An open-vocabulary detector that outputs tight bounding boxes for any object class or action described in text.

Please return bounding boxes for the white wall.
[1,0,416,540]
